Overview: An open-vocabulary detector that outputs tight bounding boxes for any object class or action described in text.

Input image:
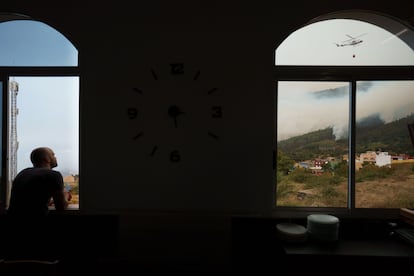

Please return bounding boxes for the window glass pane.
[275,19,414,66]
[0,81,5,209]
[0,20,77,66]
[8,77,79,207]
[277,81,349,207]
[355,81,414,208]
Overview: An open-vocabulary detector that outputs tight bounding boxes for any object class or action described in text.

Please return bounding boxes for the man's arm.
[51,171,71,211]
[52,189,71,211]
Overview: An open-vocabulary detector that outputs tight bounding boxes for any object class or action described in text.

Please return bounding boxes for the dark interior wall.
[45,0,280,213]
[2,0,412,214]
[1,0,414,267]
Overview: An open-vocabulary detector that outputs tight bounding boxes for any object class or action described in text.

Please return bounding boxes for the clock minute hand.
[168,105,185,128]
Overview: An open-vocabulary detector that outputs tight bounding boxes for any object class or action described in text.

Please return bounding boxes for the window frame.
[0,13,81,212]
[274,65,414,219]
[0,68,80,212]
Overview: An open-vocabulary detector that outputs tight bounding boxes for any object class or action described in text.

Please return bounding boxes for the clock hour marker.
[168,105,185,128]
[133,131,144,140]
[151,68,158,80]
[208,131,219,140]
[127,107,138,119]
[211,106,223,118]
[207,88,218,95]
[150,146,158,156]
[193,70,200,80]
[170,150,181,162]
[132,87,143,94]
[170,63,184,75]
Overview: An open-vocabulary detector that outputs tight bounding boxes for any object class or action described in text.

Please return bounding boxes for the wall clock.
[126,62,223,163]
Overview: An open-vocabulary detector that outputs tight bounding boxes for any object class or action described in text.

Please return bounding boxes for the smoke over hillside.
[277,81,414,141]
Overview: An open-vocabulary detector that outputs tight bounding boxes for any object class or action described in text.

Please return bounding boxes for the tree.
[277,150,295,175]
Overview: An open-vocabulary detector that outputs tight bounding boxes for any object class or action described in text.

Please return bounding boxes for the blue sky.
[0,20,78,176]
[0,20,77,66]
[13,76,79,175]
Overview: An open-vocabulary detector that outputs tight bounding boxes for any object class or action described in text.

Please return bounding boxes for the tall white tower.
[9,80,19,181]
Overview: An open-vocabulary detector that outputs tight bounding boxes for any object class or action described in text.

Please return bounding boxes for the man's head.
[30,147,58,169]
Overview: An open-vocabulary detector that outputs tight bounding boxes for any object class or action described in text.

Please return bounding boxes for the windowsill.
[48,203,79,212]
[283,237,414,258]
[67,203,79,210]
[271,207,401,220]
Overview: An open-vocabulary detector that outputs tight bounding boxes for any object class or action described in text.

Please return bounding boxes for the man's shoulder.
[17,167,63,177]
[43,169,63,178]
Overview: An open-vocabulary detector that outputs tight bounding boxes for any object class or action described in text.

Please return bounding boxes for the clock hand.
[168,105,185,128]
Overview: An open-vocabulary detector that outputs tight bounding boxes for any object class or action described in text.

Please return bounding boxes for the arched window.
[275,10,414,216]
[0,14,79,210]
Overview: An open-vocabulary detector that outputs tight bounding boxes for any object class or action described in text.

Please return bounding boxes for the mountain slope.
[278,113,414,160]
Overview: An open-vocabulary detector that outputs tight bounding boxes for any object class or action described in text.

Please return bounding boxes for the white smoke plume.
[277,81,414,141]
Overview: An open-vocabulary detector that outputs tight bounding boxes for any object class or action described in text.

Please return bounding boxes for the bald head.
[30,147,58,168]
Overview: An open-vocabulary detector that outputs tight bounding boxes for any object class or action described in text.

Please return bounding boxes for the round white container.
[276,222,308,243]
[307,214,339,242]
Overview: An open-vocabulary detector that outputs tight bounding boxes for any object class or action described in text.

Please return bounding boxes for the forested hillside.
[278,113,414,161]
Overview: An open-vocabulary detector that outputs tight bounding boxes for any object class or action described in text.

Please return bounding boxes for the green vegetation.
[276,113,414,208]
[278,128,342,161]
[355,163,393,182]
[355,114,414,155]
[281,166,346,190]
[276,160,414,208]
[278,113,414,161]
[276,150,295,175]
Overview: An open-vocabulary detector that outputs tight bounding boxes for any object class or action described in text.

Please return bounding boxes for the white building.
[376,152,391,168]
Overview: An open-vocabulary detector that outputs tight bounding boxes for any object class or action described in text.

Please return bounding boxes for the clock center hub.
[168,105,184,118]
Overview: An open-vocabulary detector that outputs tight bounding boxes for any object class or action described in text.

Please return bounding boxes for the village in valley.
[297,150,414,176]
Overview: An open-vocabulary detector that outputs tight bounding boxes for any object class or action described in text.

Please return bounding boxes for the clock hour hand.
[168,105,185,128]
[173,117,178,128]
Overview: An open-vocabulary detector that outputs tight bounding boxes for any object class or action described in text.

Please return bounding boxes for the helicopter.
[335,33,367,47]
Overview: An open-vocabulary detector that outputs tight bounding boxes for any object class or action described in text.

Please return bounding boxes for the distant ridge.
[278,113,414,161]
